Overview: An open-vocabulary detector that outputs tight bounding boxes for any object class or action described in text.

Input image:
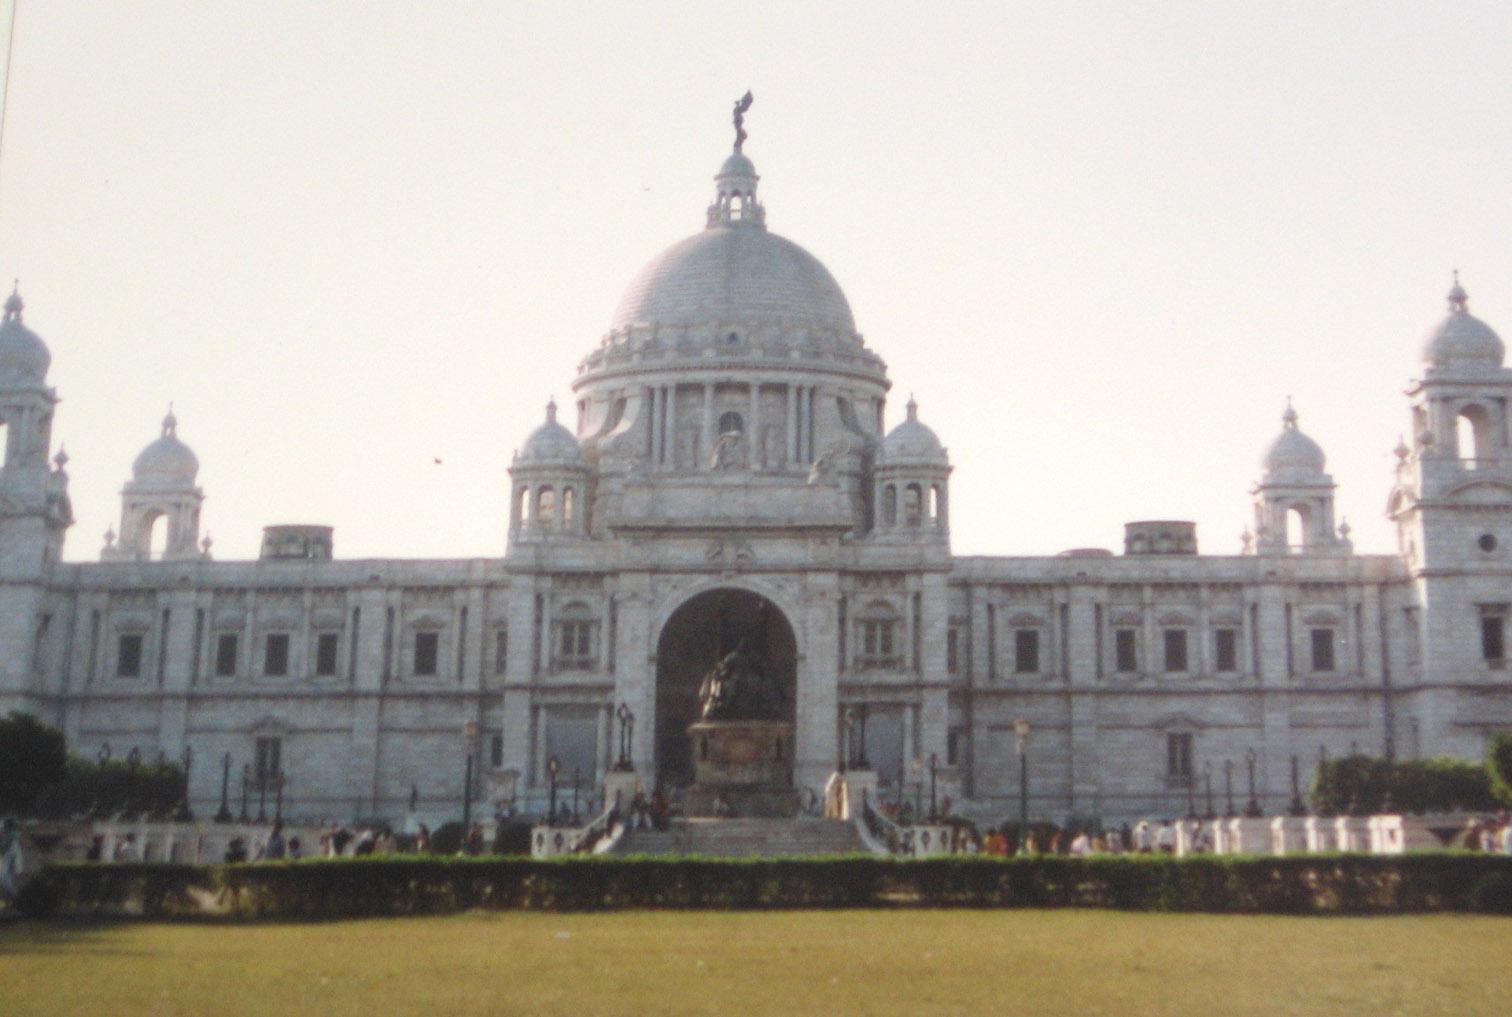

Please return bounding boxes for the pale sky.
[2,2,1510,562]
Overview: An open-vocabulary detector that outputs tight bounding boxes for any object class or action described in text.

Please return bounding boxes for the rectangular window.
[489,733,504,769]
[254,736,282,789]
[214,633,238,677]
[946,627,960,674]
[116,633,144,678]
[315,632,339,676]
[1014,629,1040,673]
[556,621,594,668]
[1163,629,1188,672]
[946,728,967,767]
[1309,628,1336,672]
[860,620,896,663]
[1115,628,1138,672]
[494,629,508,674]
[1167,732,1193,782]
[414,631,440,676]
[264,633,290,677]
[1214,627,1238,672]
[1482,612,1506,666]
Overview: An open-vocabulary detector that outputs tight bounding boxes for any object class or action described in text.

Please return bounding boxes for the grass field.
[2,910,1508,1017]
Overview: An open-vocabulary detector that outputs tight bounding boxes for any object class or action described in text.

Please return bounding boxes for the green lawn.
[2,910,1507,1017]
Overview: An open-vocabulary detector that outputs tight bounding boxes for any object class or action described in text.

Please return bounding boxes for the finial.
[162,403,177,437]
[201,533,213,555]
[545,397,557,424]
[1282,397,1297,428]
[732,91,753,153]
[906,394,918,422]
[53,446,69,470]
[1448,269,1468,312]
[3,280,21,323]
[1338,518,1352,539]
[1240,526,1253,554]
[1394,435,1410,461]
[103,527,115,549]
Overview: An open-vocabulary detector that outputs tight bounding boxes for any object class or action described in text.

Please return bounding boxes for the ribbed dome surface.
[0,290,51,385]
[610,226,856,335]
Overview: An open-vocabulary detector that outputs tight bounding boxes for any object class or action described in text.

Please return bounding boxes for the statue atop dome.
[732,90,753,153]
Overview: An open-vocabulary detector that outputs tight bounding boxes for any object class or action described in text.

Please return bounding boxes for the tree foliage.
[0,711,68,815]
[1486,732,1512,807]
[1311,754,1496,815]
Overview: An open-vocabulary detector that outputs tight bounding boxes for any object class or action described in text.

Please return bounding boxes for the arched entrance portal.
[655,588,797,787]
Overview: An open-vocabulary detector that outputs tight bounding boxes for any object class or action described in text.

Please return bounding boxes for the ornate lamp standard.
[910,757,923,822]
[614,703,634,770]
[855,705,869,769]
[238,763,250,823]
[177,744,194,821]
[1014,717,1030,837]
[1289,755,1308,816]
[571,768,582,825]
[215,751,233,823]
[1203,761,1216,820]
[1223,759,1236,818]
[1244,748,1262,817]
[547,756,561,827]
[461,721,479,840]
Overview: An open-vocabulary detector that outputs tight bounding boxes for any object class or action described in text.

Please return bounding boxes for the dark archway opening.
[655,588,797,787]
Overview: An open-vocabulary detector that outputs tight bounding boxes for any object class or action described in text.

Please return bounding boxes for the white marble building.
[2,132,1511,825]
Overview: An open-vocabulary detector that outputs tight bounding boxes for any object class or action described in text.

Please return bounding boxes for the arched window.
[882,484,897,527]
[1457,404,1494,466]
[537,486,556,529]
[1285,505,1310,550]
[904,484,923,527]
[929,484,943,526]
[516,486,530,528]
[145,512,168,559]
[718,411,744,435]
[561,487,576,528]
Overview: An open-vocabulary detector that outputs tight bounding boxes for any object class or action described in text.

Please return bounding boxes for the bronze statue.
[733,91,754,153]
[697,635,784,721]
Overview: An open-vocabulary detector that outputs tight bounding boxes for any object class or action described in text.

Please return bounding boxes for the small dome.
[1261,401,1326,478]
[0,287,51,385]
[879,397,948,466]
[1421,275,1504,369]
[515,400,584,467]
[131,410,199,487]
[717,151,757,180]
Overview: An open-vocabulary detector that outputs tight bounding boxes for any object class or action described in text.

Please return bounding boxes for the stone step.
[617,818,867,857]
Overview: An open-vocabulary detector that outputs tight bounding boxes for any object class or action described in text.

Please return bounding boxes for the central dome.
[608,148,856,337]
[610,227,856,335]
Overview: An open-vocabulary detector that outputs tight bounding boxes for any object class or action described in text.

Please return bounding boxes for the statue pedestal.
[684,719,796,818]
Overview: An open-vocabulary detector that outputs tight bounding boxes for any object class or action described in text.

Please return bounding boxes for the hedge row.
[16,854,1512,920]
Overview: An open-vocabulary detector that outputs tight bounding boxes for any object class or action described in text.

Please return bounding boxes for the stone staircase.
[616,817,869,857]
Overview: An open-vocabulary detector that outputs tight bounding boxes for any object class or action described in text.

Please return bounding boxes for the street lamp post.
[1244,748,1261,817]
[1186,766,1197,820]
[1289,755,1307,816]
[177,744,194,821]
[615,703,634,770]
[256,765,268,823]
[238,764,250,823]
[274,771,287,824]
[571,768,581,825]
[1014,717,1030,840]
[461,721,479,846]
[911,758,923,823]
[215,751,232,823]
[1203,761,1215,820]
[841,708,854,772]
[547,757,561,827]
[856,704,869,768]
[928,752,939,821]
[1223,759,1236,818]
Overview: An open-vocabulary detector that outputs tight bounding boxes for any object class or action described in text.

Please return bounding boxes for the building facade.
[3,136,1511,825]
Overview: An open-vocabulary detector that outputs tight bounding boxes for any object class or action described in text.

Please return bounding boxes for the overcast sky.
[2,1,1510,562]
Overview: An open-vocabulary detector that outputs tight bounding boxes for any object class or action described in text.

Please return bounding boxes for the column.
[701,383,715,469]
[748,382,760,466]
[792,382,804,465]
[793,386,805,464]
[612,574,657,777]
[666,385,678,468]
